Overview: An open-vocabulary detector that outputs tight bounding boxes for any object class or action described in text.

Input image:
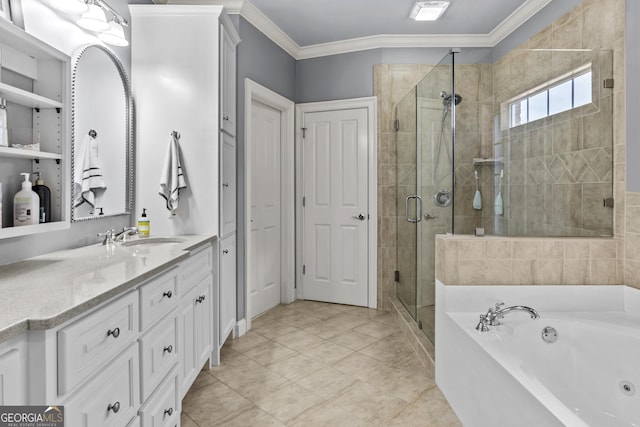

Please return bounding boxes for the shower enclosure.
[395,48,614,348]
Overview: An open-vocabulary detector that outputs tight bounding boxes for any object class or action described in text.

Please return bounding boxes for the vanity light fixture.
[409,1,450,21]
[77,2,109,32]
[48,0,129,46]
[49,0,89,15]
[98,19,129,46]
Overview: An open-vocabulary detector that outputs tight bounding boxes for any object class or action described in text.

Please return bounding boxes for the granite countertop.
[0,234,216,344]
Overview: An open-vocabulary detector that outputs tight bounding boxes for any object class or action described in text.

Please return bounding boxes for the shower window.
[508,65,592,128]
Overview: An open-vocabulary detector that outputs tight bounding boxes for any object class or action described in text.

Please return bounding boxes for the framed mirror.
[70,44,133,222]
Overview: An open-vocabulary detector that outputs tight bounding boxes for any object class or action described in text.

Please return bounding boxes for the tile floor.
[181,300,462,426]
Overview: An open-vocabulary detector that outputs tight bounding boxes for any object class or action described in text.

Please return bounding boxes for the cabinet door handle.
[107,401,121,414]
[107,327,120,338]
[223,249,229,254]
[163,290,173,299]
[164,408,174,417]
[196,295,206,304]
[223,115,230,121]
[163,345,173,354]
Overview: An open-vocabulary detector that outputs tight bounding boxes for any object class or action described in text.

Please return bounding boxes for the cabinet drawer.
[140,313,178,401]
[58,291,138,395]
[139,367,179,427]
[180,245,212,296]
[64,342,140,427]
[139,268,179,331]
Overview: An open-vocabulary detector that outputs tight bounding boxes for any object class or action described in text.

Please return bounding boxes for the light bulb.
[77,3,109,32]
[99,21,129,46]
[49,0,89,14]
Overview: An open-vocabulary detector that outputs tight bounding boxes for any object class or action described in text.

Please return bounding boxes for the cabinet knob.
[223,115,230,121]
[163,345,173,354]
[196,295,206,303]
[107,401,121,414]
[164,408,174,417]
[107,327,120,338]
[223,249,229,254]
[223,182,229,188]
[163,290,173,299]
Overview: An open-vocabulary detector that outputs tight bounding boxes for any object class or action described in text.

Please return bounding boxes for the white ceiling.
[170,0,554,59]
[249,0,530,47]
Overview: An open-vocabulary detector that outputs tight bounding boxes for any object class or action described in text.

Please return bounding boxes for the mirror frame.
[70,44,134,222]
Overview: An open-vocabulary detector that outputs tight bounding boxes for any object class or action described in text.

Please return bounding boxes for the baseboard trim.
[234,318,247,338]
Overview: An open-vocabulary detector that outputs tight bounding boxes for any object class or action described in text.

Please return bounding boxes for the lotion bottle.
[138,208,150,237]
[14,173,39,226]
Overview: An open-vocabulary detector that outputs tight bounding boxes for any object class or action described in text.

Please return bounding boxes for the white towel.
[159,134,187,215]
[74,134,106,208]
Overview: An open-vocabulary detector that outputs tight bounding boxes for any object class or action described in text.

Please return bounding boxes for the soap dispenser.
[14,173,39,226]
[32,172,51,223]
[138,208,150,237]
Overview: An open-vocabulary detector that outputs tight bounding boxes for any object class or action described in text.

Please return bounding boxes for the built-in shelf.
[0,83,63,110]
[473,157,504,166]
[0,222,70,239]
[0,146,62,161]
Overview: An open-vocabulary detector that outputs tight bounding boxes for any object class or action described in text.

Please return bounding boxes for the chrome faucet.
[476,302,540,331]
[113,227,139,242]
[98,229,115,245]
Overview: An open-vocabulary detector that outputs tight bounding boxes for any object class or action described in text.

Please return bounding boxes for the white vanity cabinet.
[0,18,70,239]
[18,240,215,426]
[0,335,27,404]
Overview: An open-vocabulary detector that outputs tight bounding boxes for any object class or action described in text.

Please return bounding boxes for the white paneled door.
[302,108,369,306]
[249,101,282,318]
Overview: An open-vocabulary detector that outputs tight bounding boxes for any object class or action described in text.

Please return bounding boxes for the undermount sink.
[121,237,186,247]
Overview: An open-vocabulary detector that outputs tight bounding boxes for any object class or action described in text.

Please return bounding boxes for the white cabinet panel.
[178,274,213,399]
[139,268,179,331]
[0,337,26,405]
[220,131,236,237]
[139,314,178,401]
[219,234,236,347]
[64,342,140,427]
[180,246,213,296]
[220,18,238,136]
[57,291,138,395]
[139,368,179,427]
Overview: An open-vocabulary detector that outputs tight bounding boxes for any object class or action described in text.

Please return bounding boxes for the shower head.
[441,92,462,107]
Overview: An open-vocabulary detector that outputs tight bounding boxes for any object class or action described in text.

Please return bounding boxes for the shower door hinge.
[394,270,400,282]
[303,265,306,275]
[603,79,614,89]
[393,119,400,132]
[603,197,614,208]
[301,127,307,138]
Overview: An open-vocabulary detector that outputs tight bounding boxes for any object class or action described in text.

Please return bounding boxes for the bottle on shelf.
[14,172,39,227]
[0,99,8,147]
[32,172,51,223]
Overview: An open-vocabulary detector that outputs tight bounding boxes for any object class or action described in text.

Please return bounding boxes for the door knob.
[352,214,365,221]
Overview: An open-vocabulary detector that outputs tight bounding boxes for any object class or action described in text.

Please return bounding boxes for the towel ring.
[171,130,180,139]
[89,129,97,138]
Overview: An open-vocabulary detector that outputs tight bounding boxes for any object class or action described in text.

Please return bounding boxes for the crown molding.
[199,0,554,60]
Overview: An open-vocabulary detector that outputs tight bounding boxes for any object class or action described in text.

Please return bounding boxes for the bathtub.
[436,283,640,427]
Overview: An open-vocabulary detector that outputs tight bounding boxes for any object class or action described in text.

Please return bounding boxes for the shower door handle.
[405,195,423,223]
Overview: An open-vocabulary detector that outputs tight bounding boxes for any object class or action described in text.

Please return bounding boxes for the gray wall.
[295,47,493,103]
[627,0,640,191]
[233,15,296,320]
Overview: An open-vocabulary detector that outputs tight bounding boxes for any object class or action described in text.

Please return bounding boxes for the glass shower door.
[396,52,454,345]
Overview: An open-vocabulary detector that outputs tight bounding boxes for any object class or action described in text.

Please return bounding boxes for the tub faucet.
[476,302,540,331]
